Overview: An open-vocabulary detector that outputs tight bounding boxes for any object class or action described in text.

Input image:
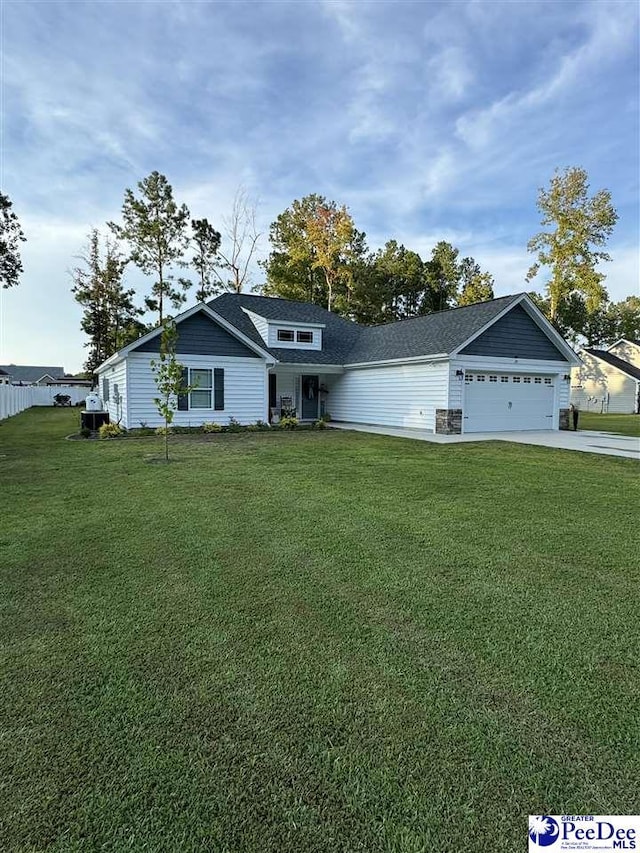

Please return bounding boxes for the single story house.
[96,292,580,434]
[0,364,65,385]
[571,339,640,414]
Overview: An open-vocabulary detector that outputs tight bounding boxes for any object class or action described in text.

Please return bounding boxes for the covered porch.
[268,365,343,422]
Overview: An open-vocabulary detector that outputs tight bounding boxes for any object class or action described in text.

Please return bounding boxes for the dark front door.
[301,375,319,420]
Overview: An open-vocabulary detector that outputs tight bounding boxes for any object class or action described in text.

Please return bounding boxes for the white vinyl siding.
[98,360,127,425]
[607,341,640,369]
[327,361,449,431]
[272,372,299,410]
[125,352,267,428]
[242,309,270,345]
[571,352,638,414]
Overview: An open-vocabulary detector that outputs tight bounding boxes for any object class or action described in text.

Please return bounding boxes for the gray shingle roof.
[209,292,523,364]
[0,364,65,382]
[586,349,640,381]
[345,294,520,363]
[209,293,361,364]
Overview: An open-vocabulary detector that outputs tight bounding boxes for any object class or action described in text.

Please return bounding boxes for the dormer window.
[274,327,319,347]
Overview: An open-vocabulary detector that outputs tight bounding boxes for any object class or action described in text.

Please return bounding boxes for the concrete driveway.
[330,422,640,460]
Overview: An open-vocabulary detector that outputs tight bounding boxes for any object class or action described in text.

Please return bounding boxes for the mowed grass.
[578,411,640,436]
[1,409,639,853]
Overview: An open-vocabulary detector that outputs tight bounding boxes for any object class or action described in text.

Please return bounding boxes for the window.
[489,375,497,382]
[296,330,313,344]
[177,368,224,411]
[544,377,553,385]
[465,375,473,382]
[277,329,294,342]
[513,376,520,383]
[534,377,542,384]
[523,376,531,384]
[191,369,212,408]
[476,374,485,382]
[501,376,509,383]
[102,377,110,402]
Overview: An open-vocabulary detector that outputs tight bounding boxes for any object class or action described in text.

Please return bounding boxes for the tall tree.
[71,229,144,374]
[526,166,618,321]
[584,295,640,346]
[262,194,365,313]
[110,171,190,324]
[457,257,495,306]
[213,187,261,293]
[351,240,427,324]
[612,295,640,342]
[191,218,222,301]
[422,241,461,312]
[0,192,26,289]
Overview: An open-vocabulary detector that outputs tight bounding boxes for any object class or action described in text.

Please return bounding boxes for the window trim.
[190,368,213,409]
[177,367,224,411]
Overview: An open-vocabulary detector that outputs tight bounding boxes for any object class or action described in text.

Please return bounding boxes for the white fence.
[0,384,89,421]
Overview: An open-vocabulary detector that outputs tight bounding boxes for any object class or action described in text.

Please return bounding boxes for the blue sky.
[2,0,638,372]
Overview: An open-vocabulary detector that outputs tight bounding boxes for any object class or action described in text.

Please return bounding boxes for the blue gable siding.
[134,312,260,358]
[460,304,566,360]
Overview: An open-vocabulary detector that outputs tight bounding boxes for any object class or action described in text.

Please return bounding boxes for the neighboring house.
[0,364,65,385]
[96,292,580,434]
[571,340,640,414]
[607,338,640,369]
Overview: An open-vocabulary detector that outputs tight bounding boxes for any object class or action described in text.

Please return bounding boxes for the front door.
[301,375,319,420]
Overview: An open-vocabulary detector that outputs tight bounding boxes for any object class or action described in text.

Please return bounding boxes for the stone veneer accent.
[559,408,570,430]
[435,408,462,435]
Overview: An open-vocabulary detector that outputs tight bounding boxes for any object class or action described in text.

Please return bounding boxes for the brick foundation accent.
[559,408,570,430]
[435,408,462,435]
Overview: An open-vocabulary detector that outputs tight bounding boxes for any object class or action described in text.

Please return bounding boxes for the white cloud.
[455,1,637,150]
[1,0,637,368]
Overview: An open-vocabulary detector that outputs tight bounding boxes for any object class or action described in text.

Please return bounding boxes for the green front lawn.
[578,411,640,436]
[1,409,639,852]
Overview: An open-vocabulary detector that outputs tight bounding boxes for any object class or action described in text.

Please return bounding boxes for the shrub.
[313,418,327,429]
[155,426,172,436]
[99,423,123,439]
[226,417,245,433]
[321,412,331,422]
[203,422,222,433]
[278,416,298,430]
[80,426,92,439]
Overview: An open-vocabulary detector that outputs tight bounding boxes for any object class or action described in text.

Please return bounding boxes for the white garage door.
[464,372,555,432]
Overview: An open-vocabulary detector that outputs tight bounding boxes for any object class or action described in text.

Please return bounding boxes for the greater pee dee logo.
[529,816,639,851]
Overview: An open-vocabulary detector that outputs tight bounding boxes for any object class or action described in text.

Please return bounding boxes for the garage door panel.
[464,372,555,432]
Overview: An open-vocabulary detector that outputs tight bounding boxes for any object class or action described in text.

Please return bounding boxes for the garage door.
[464,372,555,432]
